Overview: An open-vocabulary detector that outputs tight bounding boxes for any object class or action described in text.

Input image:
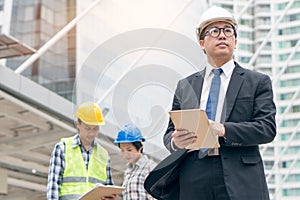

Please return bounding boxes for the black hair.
[118,141,143,153]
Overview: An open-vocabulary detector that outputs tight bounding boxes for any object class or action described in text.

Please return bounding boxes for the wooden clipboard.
[78,185,125,200]
[169,109,220,149]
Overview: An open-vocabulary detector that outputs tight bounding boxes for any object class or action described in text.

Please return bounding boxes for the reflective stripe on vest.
[59,136,108,199]
[60,194,81,200]
[61,176,106,184]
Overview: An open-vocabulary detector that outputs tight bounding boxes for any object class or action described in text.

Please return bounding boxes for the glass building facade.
[2,0,76,101]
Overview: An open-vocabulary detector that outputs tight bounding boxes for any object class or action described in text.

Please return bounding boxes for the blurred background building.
[0,0,300,199]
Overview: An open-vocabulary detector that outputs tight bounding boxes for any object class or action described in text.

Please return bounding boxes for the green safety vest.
[59,136,108,200]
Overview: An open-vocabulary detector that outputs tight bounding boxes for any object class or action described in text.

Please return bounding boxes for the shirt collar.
[205,59,235,78]
[128,155,148,169]
[72,133,97,148]
[135,155,148,167]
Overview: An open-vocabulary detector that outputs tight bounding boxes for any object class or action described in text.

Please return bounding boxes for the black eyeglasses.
[205,27,235,38]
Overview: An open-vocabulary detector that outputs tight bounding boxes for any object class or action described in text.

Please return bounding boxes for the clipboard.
[169,109,220,149]
[78,185,125,200]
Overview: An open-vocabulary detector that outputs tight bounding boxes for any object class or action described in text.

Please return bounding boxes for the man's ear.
[138,146,143,153]
[74,121,80,129]
[199,40,207,54]
[199,40,205,49]
[234,39,237,49]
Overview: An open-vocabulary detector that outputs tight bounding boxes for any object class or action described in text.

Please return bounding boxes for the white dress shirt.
[170,60,235,151]
[200,59,235,122]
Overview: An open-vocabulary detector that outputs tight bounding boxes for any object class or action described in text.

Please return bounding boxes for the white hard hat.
[197,6,237,40]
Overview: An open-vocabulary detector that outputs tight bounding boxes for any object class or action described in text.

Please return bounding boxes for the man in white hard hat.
[163,6,276,200]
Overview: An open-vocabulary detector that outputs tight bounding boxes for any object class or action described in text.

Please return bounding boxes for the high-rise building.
[2,0,76,101]
[211,0,300,199]
[0,0,4,32]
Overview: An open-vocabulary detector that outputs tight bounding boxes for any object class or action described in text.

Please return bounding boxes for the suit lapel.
[190,65,244,121]
[191,69,205,107]
[222,63,245,122]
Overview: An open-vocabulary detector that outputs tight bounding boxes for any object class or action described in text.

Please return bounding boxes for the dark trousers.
[179,151,230,200]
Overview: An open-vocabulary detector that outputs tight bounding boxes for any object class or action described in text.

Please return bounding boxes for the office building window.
[0,0,3,11]
[281,118,300,127]
[283,188,300,196]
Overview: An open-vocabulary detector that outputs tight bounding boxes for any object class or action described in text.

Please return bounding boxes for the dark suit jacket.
[144,149,187,200]
[163,62,276,200]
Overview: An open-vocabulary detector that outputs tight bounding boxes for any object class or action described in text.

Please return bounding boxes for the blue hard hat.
[114,124,146,143]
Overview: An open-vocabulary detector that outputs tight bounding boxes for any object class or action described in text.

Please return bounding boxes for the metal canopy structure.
[0,34,36,59]
[0,90,72,198]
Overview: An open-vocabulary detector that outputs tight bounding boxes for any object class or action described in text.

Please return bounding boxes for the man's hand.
[209,120,226,137]
[172,129,197,149]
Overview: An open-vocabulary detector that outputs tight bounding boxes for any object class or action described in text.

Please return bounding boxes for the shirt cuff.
[170,138,178,151]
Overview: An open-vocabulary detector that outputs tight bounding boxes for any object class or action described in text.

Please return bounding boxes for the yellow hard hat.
[74,102,105,126]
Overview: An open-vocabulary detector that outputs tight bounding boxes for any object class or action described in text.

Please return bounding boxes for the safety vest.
[59,136,108,200]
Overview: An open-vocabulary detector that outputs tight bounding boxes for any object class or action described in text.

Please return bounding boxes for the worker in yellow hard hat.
[47,102,117,200]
